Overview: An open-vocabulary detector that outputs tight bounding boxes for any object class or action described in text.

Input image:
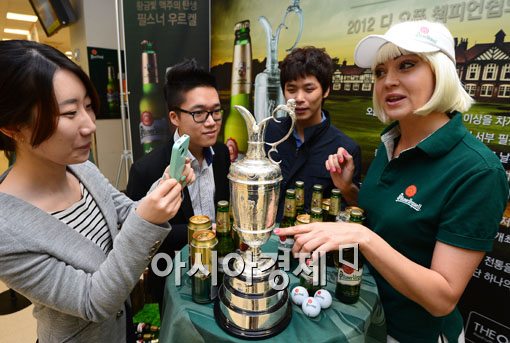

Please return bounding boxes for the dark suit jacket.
[126,139,230,304]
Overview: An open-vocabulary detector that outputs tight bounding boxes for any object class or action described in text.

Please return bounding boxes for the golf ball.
[291,286,309,305]
[314,289,332,309]
[302,297,321,317]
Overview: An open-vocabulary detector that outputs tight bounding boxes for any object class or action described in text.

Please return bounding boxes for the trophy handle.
[260,99,296,165]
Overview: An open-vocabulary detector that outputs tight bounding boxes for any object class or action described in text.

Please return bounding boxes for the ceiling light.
[65,51,73,56]
[4,28,30,35]
[6,12,38,22]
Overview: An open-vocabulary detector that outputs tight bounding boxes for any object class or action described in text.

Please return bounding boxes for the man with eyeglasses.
[126,59,230,315]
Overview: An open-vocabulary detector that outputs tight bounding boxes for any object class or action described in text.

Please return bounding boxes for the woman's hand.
[325,147,355,190]
[274,222,368,260]
[325,147,360,205]
[135,175,183,225]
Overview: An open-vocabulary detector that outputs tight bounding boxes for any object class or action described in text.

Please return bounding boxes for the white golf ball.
[290,286,309,306]
[314,289,332,309]
[302,297,321,317]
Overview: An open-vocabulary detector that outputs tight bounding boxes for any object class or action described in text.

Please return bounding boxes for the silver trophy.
[214,99,296,339]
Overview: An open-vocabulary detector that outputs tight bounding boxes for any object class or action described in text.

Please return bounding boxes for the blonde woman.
[275,21,508,342]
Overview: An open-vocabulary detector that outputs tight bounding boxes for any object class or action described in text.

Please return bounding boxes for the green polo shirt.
[359,113,508,342]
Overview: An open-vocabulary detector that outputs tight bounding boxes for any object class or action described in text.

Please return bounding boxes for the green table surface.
[159,234,386,342]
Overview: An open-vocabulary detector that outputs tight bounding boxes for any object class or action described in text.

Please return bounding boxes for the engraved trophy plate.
[214,99,296,339]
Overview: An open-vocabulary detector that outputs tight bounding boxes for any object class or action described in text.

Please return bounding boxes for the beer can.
[187,215,212,246]
[190,230,218,304]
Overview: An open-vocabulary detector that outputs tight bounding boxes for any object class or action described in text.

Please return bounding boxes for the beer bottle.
[224,20,252,159]
[311,184,323,210]
[295,181,305,216]
[280,189,296,228]
[327,189,341,222]
[339,206,365,223]
[216,200,234,284]
[336,208,364,304]
[106,63,119,114]
[310,207,323,223]
[325,189,342,266]
[299,258,321,294]
[139,40,167,155]
[278,189,297,270]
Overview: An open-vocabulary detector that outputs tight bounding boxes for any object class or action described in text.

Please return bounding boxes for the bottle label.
[139,114,167,144]
[329,199,340,217]
[337,265,363,286]
[296,190,304,207]
[231,44,252,94]
[106,89,119,105]
[216,213,230,233]
[311,195,322,208]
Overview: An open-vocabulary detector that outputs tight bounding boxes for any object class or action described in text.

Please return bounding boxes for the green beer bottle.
[326,189,342,266]
[311,184,323,210]
[216,200,234,284]
[224,20,252,159]
[327,189,341,222]
[336,208,364,304]
[295,181,305,216]
[139,40,167,155]
[299,258,320,294]
[310,207,323,223]
[278,189,297,270]
[280,189,296,228]
[106,63,119,114]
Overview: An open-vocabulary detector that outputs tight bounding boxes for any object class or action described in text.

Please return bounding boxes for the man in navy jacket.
[265,47,361,221]
[126,60,230,312]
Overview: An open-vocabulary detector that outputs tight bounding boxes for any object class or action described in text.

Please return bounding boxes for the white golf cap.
[354,20,456,68]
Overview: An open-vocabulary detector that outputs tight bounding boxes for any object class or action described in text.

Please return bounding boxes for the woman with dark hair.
[275,21,508,342]
[0,40,194,342]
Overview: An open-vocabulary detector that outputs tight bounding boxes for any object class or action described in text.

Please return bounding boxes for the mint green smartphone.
[168,134,190,181]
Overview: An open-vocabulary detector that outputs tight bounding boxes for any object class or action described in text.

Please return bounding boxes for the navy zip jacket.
[265,109,362,221]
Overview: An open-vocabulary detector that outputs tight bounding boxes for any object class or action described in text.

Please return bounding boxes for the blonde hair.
[372,43,473,124]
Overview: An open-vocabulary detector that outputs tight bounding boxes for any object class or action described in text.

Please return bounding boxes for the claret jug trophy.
[214,99,296,339]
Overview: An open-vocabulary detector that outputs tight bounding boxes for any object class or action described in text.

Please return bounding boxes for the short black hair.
[280,46,334,95]
[0,40,99,159]
[163,59,217,111]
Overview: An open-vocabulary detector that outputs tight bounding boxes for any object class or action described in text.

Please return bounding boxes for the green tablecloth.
[160,234,386,342]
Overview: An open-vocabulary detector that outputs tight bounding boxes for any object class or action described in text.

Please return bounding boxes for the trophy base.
[214,259,292,340]
[214,298,292,340]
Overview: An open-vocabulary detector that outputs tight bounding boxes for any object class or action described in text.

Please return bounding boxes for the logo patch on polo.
[396,184,422,211]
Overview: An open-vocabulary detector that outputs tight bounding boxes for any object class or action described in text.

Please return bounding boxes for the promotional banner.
[87,47,124,119]
[211,0,510,340]
[124,0,210,160]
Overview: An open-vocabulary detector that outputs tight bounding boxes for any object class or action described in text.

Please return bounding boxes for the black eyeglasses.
[176,108,224,123]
